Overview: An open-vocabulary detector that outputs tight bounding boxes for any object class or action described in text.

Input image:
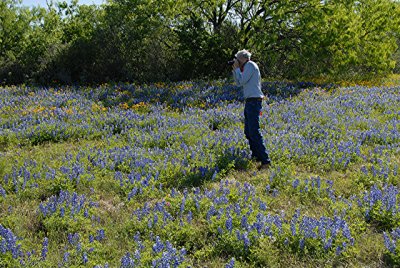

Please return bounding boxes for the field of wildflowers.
[0,80,399,267]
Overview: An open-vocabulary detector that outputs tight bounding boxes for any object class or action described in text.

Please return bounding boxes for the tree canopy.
[0,0,399,84]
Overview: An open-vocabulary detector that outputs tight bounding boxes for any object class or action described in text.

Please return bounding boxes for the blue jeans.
[244,100,270,164]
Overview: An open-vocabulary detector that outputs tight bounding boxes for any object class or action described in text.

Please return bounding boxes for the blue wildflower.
[153,236,164,254]
[225,216,233,233]
[225,258,235,268]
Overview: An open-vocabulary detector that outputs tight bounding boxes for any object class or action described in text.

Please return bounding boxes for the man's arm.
[232,63,254,86]
[232,69,240,85]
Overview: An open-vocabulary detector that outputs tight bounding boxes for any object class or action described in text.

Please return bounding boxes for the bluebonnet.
[292,179,300,189]
[361,166,368,175]
[217,208,224,220]
[77,242,82,252]
[253,213,264,234]
[82,252,88,264]
[259,201,267,211]
[383,228,400,254]
[134,249,141,264]
[335,244,344,256]
[265,185,271,193]
[362,184,400,222]
[128,187,138,201]
[299,238,305,250]
[151,238,186,267]
[63,252,70,263]
[180,197,186,214]
[342,242,347,251]
[324,238,333,251]
[225,258,235,268]
[154,214,159,226]
[284,238,289,246]
[299,216,318,239]
[314,177,321,194]
[264,225,273,238]
[207,206,216,222]
[121,252,135,267]
[133,232,141,243]
[234,203,241,216]
[225,216,233,233]
[96,229,105,241]
[286,212,353,254]
[41,237,48,260]
[68,233,80,245]
[171,188,177,198]
[241,215,248,230]
[272,188,279,197]
[318,217,329,240]
[218,227,224,235]
[153,236,164,254]
[235,230,241,241]
[290,209,300,236]
[242,232,250,248]
[0,224,22,259]
[39,190,93,218]
[60,207,65,217]
[0,185,6,198]
[384,232,395,253]
[187,211,192,224]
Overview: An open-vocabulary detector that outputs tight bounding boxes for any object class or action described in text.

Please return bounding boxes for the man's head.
[235,49,251,61]
[235,49,251,65]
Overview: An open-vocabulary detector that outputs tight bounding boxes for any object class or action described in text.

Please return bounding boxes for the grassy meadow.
[0,79,400,267]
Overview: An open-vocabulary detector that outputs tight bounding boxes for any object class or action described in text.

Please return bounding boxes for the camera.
[227,56,237,65]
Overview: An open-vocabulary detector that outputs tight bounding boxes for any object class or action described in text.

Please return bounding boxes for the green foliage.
[0,0,31,84]
[367,202,400,231]
[0,0,399,83]
[249,0,400,80]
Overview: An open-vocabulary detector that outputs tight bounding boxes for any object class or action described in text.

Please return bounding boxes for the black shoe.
[258,162,271,170]
[251,156,258,161]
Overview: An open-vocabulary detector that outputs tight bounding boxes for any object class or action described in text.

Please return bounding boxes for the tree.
[92,0,182,82]
[0,0,31,84]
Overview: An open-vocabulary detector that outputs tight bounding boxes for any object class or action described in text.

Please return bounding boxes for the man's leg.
[246,101,270,165]
[244,103,258,160]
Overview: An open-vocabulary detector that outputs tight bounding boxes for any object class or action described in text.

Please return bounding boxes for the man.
[232,49,271,170]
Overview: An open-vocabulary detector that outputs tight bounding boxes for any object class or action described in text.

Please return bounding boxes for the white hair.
[235,49,251,60]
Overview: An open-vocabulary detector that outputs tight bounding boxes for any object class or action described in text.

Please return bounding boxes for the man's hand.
[232,59,240,70]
